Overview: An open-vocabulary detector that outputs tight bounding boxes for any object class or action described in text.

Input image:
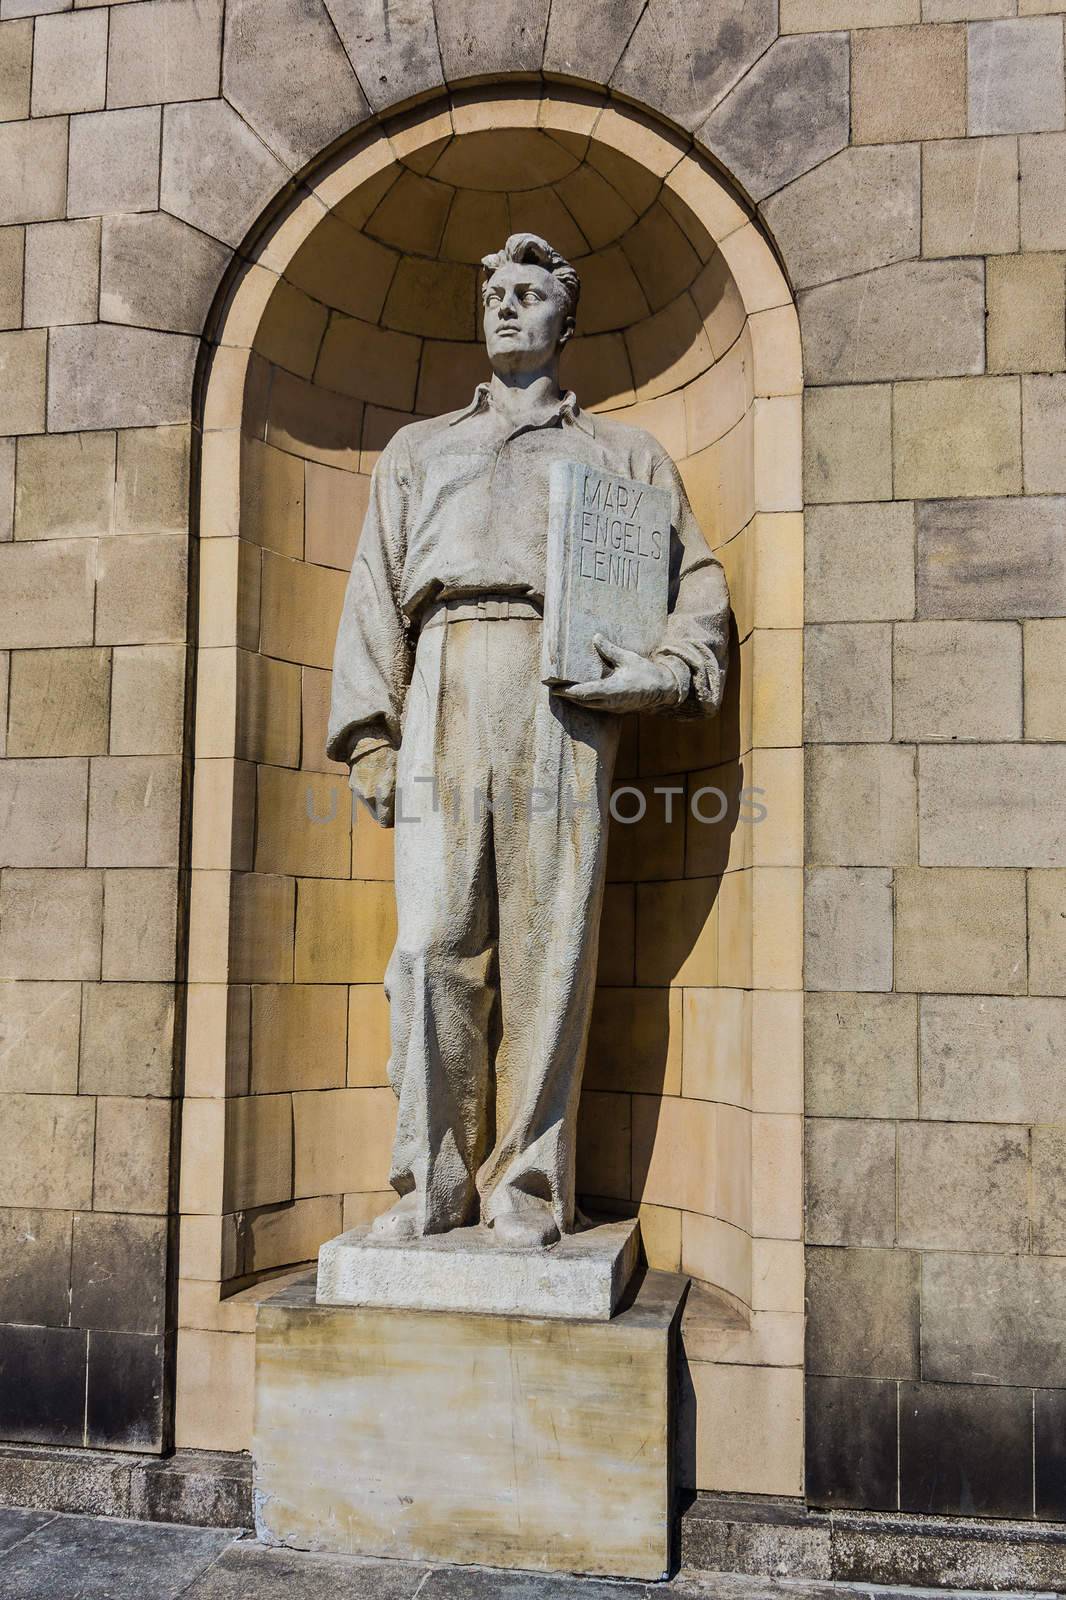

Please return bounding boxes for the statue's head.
[480,233,580,375]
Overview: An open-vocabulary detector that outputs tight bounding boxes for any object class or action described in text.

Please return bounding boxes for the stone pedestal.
[253,1267,687,1580]
[316,1217,640,1320]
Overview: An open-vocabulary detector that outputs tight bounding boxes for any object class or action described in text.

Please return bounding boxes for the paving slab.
[0,1507,55,1554]
[0,1513,232,1599]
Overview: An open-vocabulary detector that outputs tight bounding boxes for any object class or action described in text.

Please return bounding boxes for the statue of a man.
[327,233,729,1249]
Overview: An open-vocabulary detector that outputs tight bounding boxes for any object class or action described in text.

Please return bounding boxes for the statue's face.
[482,262,572,372]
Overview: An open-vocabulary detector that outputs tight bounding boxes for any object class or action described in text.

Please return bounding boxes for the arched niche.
[180,88,803,1480]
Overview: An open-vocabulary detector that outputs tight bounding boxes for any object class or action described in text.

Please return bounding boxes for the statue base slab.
[315,1216,640,1321]
[253,1267,686,1579]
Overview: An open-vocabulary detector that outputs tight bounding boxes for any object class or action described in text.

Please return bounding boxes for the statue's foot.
[491,1207,561,1249]
[370,1193,421,1240]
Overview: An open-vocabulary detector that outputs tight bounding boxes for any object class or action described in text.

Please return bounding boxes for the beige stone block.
[631,1092,715,1215]
[921,743,1066,868]
[750,990,803,1117]
[0,18,31,119]
[717,225,792,317]
[0,227,21,329]
[15,430,114,539]
[682,986,751,1107]
[617,392,687,463]
[47,323,197,433]
[0,866,102,979]
[752,1237,804,1314]
[751,629,803,750]
[183,982,249,1099]
[260,549,346,670]
[969,16,1065,135]
[896,866,1026,993]
[232,650,301,768]
[805,866,893,992]
[635,877,718,987]
[351,792,394,881]
[293,1084,395,1198]
[805,502,914,624]
[31,8,105,114]
[687,1362,803,1495]
[687,252,745,366]
[1020,132,1066,249]
[1023,376,1066,495]
[175,1327,254,1452]
[251,983,347,1095]
[576,1088,631,1202]
[191,759,254,873]
[0,756,86,867]
[109,644,185,756]
[1032,1125,1066,1255]
[241,438,304,559]
[751,1112,803,1241]
[637,1202,682,1275]
[6,646,109,756]
[782,0,917,21]
[584,987,682,1097]
[102,868,179,982]
[294,878,395,984]
[198,538,261,651]
[800,259,984,385]
[922,136,1019,257]
[88,754,181,868]
[562,332,636,415]
[625,293,713,403]
[341,1190,393,1231]
[804,384,891,504]
[753,397,802,514]
[100,210,228,336]
[0,327,45,434]
[347,984,389,1088]
[67,106,160,217]
[116,425,190,534]
[896,620,1022,742]
[620,203,702,315]
[0,434,12,541]
[230,872,295,986]
[806,1117,897,1247]
[305,461,367,572]
[253,280,327,383]
[893,377,1022,500]
[749,747,802,870]
[554,161,637,251]
[681,1215,751,1305]
[916,494,1066,620]
[1027,870,1066,995]
[852,24,966,143]
[987,254,1066,374]
[79,981,174,1097]
[286,213,394,321]
[178,1211,239,1284]
[382,256,475,341]
[240,1197,342,1281]
[106,0,223,108]
[596,883,634,986]
[92,1094,171,1212]
[416,340,492,417]
[924,0,1015,15]
[806,990,917,1119]
[0,1091,94,1208]
[178,1277,257,1336]
[0,979,80,1092]
[806,744,917,868]
[804,623,891,743]
[265,369,363,474]
[751,868,804,991]
[223,1092,293,1212]
[178,1094,225,1213]
[716,868,752,989]
[359,405,418,476]
[22,217,99,327]
[198,430,240,542]
[679,411,755,548]
[606,776,686,885]
[0,116,66,226]
[898,1121,1029,1251]
[752,513,803,631]
[315,316,420,413]
[1026,619,1066,740]
[95,533,187,646]
[255,764,350,880]
[0,539,95,647]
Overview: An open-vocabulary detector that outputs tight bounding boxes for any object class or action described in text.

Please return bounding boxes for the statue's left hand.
[555,634,681,713]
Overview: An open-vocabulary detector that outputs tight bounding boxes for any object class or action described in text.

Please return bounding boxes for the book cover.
[541,460,672,688]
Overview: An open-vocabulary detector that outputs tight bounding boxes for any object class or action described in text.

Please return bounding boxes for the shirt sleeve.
[326,435,415,764]
[650,452,731,717]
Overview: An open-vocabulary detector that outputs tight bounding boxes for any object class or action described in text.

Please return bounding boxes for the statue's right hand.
[349,743,397,828]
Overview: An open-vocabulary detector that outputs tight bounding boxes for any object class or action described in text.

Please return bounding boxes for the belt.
[421,595,543,628]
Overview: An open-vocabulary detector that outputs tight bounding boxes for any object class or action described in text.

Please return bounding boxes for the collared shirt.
[327,383,730,763]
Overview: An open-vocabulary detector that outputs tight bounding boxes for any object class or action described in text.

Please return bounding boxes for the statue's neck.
[488,369,562,422]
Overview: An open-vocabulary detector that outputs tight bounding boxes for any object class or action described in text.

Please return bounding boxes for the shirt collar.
[450,382,595,437]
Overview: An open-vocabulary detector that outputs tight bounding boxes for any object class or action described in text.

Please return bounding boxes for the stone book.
[541,461,672,687]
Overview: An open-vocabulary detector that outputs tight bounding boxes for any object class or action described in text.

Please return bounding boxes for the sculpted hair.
[481,232,581,319]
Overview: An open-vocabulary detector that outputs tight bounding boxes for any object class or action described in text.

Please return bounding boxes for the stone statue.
[327,234,729,1249]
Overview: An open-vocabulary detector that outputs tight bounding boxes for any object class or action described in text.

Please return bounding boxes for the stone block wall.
[795,5,1066,1520]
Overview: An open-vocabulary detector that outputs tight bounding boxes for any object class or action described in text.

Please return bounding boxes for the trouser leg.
[476,623,620,1234]
[385,622,496,1233]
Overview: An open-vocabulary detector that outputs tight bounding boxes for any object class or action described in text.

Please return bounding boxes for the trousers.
[384,612,622,1234]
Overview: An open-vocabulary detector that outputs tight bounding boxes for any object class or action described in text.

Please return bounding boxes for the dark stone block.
[700,33,850,202]
[86,1331,166,1453]
[922,1252,1066,1388]
[899,1381,1032,1518]
[1036,1389,1066,1521]
[0,1325,86,1447]
[806,1246,919,1379]
[806,1375,898,1511]
[0,1443,132,1517]
[131,1451,252,1529]
[678,1494,830,1579]
[0,1514,232,1600]
[916,496,1066,621]
[71,1212,167,1335]
[0,1209,72,1327]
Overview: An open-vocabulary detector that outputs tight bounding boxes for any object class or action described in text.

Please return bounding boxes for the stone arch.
[179,85,803,1492]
